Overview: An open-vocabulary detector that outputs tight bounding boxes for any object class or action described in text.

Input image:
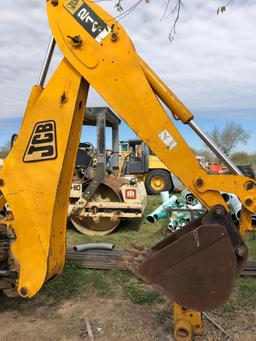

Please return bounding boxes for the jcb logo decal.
[23,121,57,163]
[64,0,111,43]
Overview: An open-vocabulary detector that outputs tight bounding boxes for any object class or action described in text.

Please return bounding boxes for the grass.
[0,196,166,311]
[221,277,256,315]
[67,195,164,249]
[1,196,256,315]
[42,196,166,306]
[218,231,256,315]
[245,232,256,259]
[123,283,163,305]
[42,267,164,305]
[41,195,166,305]
[44,199,256,309]
[43,266,115,299]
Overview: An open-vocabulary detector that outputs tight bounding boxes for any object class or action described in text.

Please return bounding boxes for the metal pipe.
[181,189,197,205]
[189,120,242,175]
[160,191,170,204]
[73,243,115,252]
[146,195,178,223]
[38,36,56,87]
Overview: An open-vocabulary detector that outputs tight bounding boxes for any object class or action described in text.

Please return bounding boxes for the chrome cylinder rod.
[189,120,242,175]
[38,37,56,87]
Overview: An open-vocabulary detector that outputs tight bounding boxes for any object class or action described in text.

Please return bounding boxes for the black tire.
[236,164,255,179]
[145,169,173,195]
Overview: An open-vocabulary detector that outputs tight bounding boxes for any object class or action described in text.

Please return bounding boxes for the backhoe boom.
[0,0,255,310]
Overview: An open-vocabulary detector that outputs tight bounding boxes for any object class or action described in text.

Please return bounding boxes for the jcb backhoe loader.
[0,0,256,311]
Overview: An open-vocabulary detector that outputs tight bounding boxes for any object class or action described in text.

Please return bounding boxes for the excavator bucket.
[126,206,248,311]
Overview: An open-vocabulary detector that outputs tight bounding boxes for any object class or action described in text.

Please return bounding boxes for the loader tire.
[145,169,173,195]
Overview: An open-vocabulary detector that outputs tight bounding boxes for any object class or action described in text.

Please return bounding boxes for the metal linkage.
[189,120,242,176]
[38,36,56,87]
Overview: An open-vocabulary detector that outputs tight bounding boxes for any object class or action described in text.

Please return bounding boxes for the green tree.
[231,151,250,164]
[192,148,215,162]
[210,123,250,157]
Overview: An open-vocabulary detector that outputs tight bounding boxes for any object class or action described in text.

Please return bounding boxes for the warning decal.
[158,130,177,151]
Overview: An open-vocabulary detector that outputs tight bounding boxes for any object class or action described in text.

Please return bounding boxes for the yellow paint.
[0,0,255,299]
[150,176,165,191]
[47,0,256,228]
[140,58,194,124]
[148,155,169,172]
[0,59,88,297]
[173,303,203,341]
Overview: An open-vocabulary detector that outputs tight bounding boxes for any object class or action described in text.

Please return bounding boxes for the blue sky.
[0,1,255,153]
[1,113,255,153]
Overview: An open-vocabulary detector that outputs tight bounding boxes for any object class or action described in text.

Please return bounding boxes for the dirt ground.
[1,196,256,341]
[1,294,256,341]
[0,296,169,341]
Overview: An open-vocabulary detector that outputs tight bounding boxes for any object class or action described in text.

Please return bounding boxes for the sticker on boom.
[158,129,177,151]
[64,0,111,43]
[23,121,57,163]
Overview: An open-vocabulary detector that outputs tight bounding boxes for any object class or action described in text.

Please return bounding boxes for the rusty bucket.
[127,206,247,311]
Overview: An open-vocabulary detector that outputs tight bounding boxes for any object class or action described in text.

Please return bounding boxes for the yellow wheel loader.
[0,0,256,313]
[120,139,174,195]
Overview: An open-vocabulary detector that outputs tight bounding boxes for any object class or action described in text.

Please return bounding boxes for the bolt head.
[196,178,203,187]
[51,0,58,6]
[60,92,68,103]
[245,181,254,191]
[111,32,118,42]
[215,206,225,217]
[245,198,253,207]
[20,286,29,297]
[70,35,83,46]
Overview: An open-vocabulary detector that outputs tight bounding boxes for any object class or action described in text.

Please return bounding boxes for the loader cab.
[120,139,174,195]
[120,139,149,174]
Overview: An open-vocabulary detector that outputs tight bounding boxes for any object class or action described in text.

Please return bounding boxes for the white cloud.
[0,0,255,120]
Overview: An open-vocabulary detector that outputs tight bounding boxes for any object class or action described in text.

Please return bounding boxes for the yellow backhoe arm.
[0,0,255,310]
[46,0,256,230]
[0,61,89,297]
